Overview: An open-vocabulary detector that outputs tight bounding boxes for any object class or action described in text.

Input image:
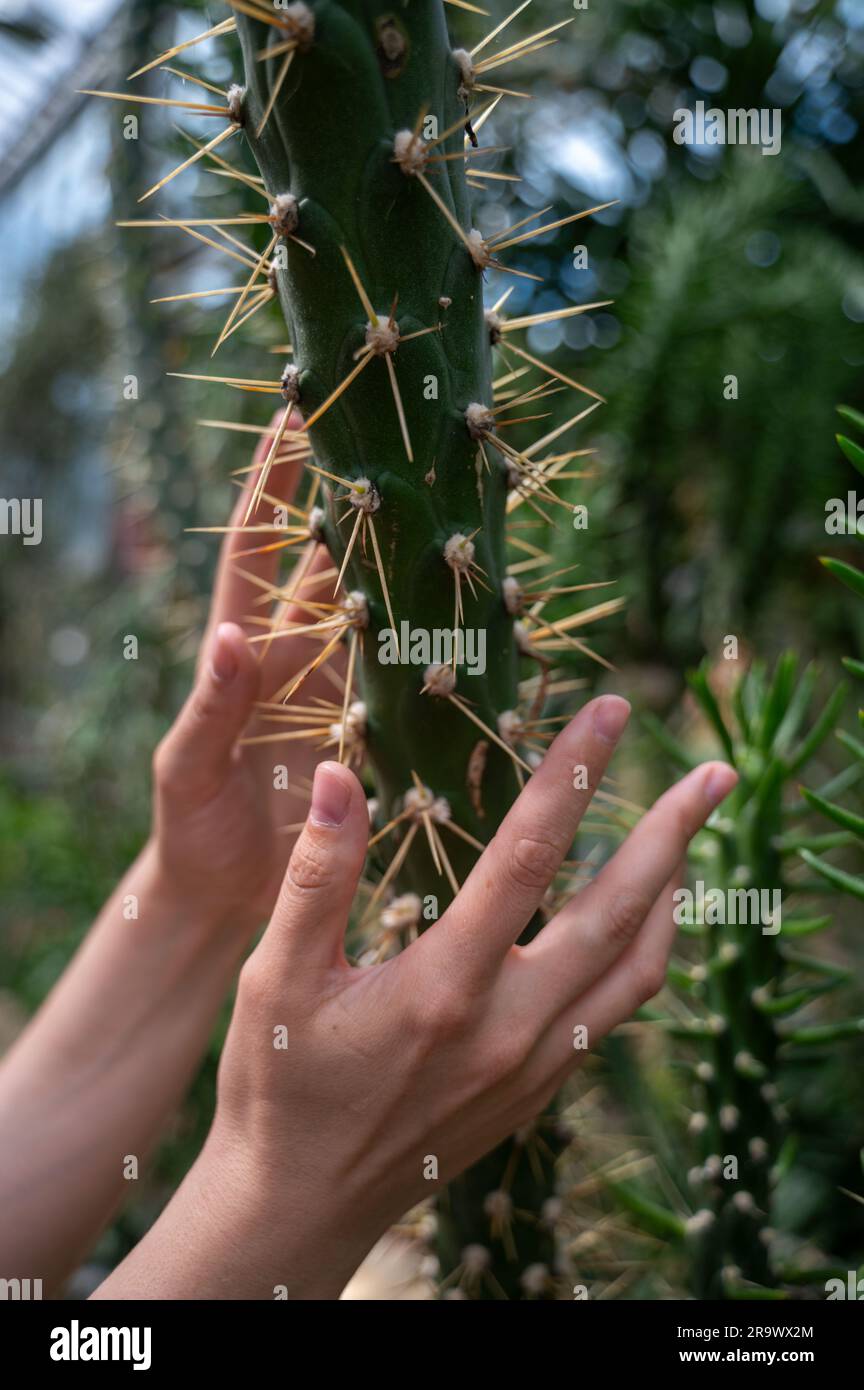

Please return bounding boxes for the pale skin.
[0,421,337,1291]
[0,426,738,1301]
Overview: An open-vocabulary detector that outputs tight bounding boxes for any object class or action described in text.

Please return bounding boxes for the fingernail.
[704,764,738,808]
[210,623,239,684]
[593,695,631,744]
[310,762,351,828]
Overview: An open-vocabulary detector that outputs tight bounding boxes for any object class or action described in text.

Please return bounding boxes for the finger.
[257,761,368,974]
[154,623,260,806]
[528,860,686,1088]
[425,696,631,985]
[281,541,334,624]
[203,409,306,653]
[257,540,341,693]
[521,762,737,1016]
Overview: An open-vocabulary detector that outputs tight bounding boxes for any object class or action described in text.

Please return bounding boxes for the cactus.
[803,406,864,903]
[616,657,864,1298]
[96,2,618,1298]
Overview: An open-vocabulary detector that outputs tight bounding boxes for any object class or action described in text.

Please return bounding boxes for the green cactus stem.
[632,656,862,1298]
[230,0,606,1298]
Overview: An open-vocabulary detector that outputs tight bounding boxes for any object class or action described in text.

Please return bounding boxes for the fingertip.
[549,694,631,763]
[590,694,631,745]
[210,621,257,689]
[309,760,363,829]
[210,622,240,684]
[702,761,738,809]
[216,619,247,646]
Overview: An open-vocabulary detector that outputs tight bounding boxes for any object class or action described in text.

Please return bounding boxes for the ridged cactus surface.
[236,2,518,903]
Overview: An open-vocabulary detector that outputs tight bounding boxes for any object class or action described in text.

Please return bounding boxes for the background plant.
[591,655,864,1299]
[802,405,864,904]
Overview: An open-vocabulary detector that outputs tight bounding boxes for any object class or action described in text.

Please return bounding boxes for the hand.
[0,409,338,1290]
[0,418,347,1296]
[151,415,341,926]
[95,696,737,1299]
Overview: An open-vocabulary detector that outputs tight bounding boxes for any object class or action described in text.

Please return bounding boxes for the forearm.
[90,1129,378,1301]
[0,841,257,1292]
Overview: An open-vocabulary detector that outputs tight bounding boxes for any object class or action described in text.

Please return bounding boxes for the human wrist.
[95,1122,382,1300]
[143,837,262,944]
[199,1129,372,1299]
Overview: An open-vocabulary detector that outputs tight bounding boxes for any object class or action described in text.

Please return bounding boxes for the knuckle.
[151,737,177,792]
[190,684,222,729]
[670,796,696,845]
[508,833,562,894]
[237,954,271,1009]
[424,984,471,1040]
[491,1027,530,1078]
[604,889,649,947]
[632,953,667,1006]
[286,833,334,894]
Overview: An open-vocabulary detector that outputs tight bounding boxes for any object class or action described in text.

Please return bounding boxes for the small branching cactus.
[803,405,864,903]
[98,2,619,1298]
[620,657,864,1297]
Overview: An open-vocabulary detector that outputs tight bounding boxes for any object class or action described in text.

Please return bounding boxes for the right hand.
[205,696,736,1288]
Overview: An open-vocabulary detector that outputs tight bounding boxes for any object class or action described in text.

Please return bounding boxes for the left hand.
[151,415,342,926]
[0,416,342,1296]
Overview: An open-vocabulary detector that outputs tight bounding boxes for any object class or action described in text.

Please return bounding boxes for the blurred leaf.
[800,787,864,842]
[838,405,864,434]
[686,665,736,766]
[799,849,864,902]
[758,651,798,751]
[604,1182,685,1240]
[837,435,864,479]
[820,557,864,600]
[784,1018,864,1044]
[837,730,864,763]
[787,683,848,774]
[639,712,696,771]
[783,915,833,937]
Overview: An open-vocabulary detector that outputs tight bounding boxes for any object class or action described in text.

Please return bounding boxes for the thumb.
[154,623,260,805]
[258,761,369,975]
